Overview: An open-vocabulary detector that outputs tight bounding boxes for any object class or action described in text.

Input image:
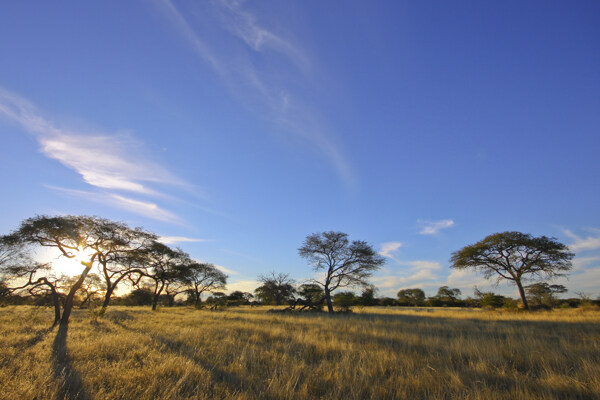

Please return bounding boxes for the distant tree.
[92,222,157,312]
[434,286,462,306]
[332,291,357,312]
[205,292,227,308]
[227,291,253,305]
[450,232,574,310]
[397,288,426,306]
[124,286,154,306]
[254,272,296,305]
[297,283,324,304]
[163,264,192,307]
[474,288,506,309]
[358,286,378,306]
[378,297,397,306]
[183,262,228,306]
[525,282,567,308]
[136,242,190,310]
[298,231,385,313]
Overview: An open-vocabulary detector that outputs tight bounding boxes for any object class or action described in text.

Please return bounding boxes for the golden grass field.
[1,305,599,400]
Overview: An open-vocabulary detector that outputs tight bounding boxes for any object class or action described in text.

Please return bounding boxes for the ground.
[0,305,599,399]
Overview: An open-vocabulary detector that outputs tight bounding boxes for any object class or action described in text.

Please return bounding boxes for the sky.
[1,1,599,299]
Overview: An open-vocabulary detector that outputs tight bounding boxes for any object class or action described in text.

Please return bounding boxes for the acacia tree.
[297,283,324,304]
[525,282,567,308]
[397,288,426,306]
[136,241,190,311]
[254,272,296,305]
[92,222,157,313]
[184,262,228,306]
[450,231,574,310]
[2,260,63,325]
[298,231,385,313]
[2,216,103,326]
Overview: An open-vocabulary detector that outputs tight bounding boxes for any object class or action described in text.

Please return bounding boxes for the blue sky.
[1,1,599,298]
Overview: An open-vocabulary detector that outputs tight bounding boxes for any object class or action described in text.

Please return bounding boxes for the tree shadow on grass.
[113,319,255,398]
[10,324,56,350]
[51,324,89,400]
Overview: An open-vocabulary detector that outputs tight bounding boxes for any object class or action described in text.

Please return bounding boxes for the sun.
[43,247,97,277]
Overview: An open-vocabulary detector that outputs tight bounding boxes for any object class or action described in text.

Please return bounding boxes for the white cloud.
[572,256,600,269]
[45,185,180,223]
[213,264,239,276]
[379,241,402,260]
[39,134,176,195]
[0,86,187,222]
[418,219,455,235]
[159,236,208,245]
[372,260,443,293]
[564,229,600,252]
[225,279,259,294]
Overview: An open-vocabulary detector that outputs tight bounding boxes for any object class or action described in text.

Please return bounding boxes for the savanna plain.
[1,306,599,400]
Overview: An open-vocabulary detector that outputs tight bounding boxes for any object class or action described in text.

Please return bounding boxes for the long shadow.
[112,319,255,398]
[51,324,89,400]
[10,325,56,350]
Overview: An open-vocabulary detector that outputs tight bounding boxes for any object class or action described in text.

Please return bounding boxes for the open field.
[1,306,599,400]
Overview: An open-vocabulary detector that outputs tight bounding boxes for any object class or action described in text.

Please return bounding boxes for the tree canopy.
[298,231,385,313]
[450,231,574,310]
[254,272,295,305]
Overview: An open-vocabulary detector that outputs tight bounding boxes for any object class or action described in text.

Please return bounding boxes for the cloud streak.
[379,241,403,261]
[46,185,181,223]
[159,236,208,245]
[156,0,354,187]
[418,219,455,235]
[564,229,600,252]
[0,86,184,222]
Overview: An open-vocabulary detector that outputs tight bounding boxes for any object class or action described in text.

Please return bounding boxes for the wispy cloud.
[218,0,309,70]
[155,0,354,187]
[564,229,600,252]
[214,264,239,276]
[159,236,208,245]
[39,134,177,195]
[418,219,455,235]
[372,259,443,293]
[379,241,403,261]
[46,185,181,223]
[0,86,184,222]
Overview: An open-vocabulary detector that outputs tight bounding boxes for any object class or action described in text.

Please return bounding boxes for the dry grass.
[0,305,599,399]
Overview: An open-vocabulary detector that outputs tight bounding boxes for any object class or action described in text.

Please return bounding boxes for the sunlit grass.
[1,305,598,399]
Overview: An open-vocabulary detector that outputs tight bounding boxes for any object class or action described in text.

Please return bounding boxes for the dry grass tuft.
[1,305,598,399]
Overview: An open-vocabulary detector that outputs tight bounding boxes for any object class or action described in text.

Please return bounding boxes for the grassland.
[0,305,599,400]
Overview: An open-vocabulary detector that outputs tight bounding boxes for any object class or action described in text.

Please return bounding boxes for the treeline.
[0,215,594,327]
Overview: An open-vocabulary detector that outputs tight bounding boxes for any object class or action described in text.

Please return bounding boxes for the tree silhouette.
[299,231,384,313]
[451,232,574,310]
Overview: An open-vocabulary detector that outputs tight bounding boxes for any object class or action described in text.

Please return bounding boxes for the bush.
[480,293,505,309]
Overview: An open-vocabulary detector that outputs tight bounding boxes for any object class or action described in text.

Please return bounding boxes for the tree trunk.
[101,286,113,312]
[50,286,61,326]
[324,287,334,313]
[515,279,529,310]
[152,282,164,311]
[60,262,93,326]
